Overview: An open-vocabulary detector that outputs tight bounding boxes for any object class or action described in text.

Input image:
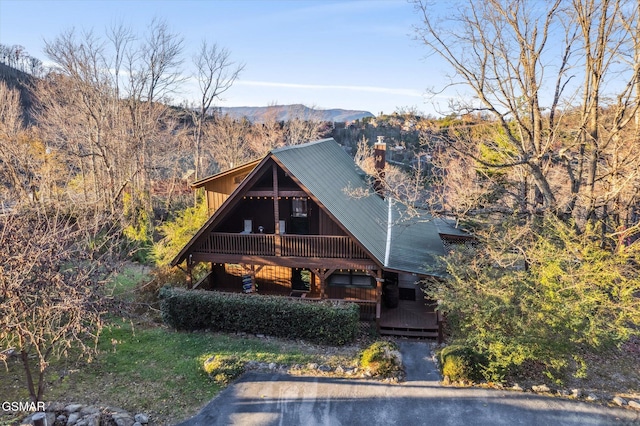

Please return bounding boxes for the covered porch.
[190,263,442,339]
[192,263,379,320]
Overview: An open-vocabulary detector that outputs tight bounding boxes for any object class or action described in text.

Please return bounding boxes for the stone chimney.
[373,136,386,197]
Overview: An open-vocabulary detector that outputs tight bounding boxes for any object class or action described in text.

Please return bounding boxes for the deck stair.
[378,298,442,340]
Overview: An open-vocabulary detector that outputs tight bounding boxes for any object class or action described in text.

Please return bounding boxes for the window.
[292,198,308,218]
[328,272,374,288]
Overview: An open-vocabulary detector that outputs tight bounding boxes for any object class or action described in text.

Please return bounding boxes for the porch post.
[310,268,336,299]
[186,255,193,289]
[251,265,257,292]
[209,262,215,288]
[375,270,383,331]
[319,273,326,299]
[272,164,281,256]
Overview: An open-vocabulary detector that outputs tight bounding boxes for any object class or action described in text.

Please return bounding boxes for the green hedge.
[159,287,360,345]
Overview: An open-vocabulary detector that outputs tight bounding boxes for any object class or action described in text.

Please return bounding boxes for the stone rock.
[133,423,142,426]
[112,413,135,426]
[532,384,550,393]
[134,413,149,424]
[612,396,627,406]
[46,402,66,412]
[318,365,332,372]
[29,412,56,426]
[335,366,345,374]
[571,388,582,398]
[80,406,100,416]
[307,363,318,370]
[628,400,640,410]
[511,383,523,392]
[256,334,265,338]
[67,412,81,425]
[65,404,84,414]
[268,362,277,370]
[57,414,68,425]
[586,393,599,401]
[244,361,260,370]
[88,414,101,426]
[45,413,56,426]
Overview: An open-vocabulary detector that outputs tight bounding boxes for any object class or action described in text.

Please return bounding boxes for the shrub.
[202,355,245,385]
[359,341,403,378]
[439,344,481,383]
[159,287,360,345]
[135,266,187,306]
[153,200,208,266]
[427,217,640,383]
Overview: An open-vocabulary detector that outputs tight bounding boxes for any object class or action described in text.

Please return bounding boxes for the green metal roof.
[272,138,445,276]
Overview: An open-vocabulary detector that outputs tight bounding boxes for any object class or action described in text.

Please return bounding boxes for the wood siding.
[203,171,250,215]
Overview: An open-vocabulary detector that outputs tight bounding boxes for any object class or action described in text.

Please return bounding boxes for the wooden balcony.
[194,232,369,259]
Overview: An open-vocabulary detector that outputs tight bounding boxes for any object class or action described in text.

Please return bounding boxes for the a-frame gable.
[171,150,378,268]
[173,138,446,277]
[171,154,275,266]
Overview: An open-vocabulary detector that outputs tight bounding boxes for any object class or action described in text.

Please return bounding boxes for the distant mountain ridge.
[218,104,374,123]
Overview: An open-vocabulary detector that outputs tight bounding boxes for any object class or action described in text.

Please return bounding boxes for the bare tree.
[204,115,254,172]
[0,81,48,203]
[39,21,187,219]
[415,0,640,232]
[283,104,328,145]
[191,40,244,181]
[124,19,185,215]
[0,208,118,402]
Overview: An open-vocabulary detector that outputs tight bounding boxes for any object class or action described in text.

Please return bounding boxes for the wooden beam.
[190,253,378,269]
[374,270,383,329]
[244,190,307,198]
[310,268,336,299]
[273,164,281,256]
[187,255,193,288]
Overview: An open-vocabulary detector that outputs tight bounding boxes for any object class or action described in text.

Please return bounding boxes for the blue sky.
[0,0,451,116]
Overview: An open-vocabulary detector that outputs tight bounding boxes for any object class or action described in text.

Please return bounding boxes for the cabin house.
[172,138,457,338]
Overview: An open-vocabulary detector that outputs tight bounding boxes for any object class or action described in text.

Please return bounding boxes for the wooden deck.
[194,233,370,259]
[379,299,441,339]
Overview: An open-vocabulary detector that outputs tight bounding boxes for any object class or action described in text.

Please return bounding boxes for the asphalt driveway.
[177,341,639,426]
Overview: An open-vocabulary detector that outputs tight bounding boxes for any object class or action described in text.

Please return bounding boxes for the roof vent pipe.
[373,136,386,198]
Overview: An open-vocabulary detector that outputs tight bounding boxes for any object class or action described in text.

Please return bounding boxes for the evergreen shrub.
[359,341,403,378]
[159,286,360,345]
[439,344,484,383]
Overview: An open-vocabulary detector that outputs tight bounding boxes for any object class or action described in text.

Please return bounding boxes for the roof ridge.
[271,138,335,154]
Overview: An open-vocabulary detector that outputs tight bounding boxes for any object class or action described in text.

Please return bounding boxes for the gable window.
[329,271,374,288]
[292,198,308,218]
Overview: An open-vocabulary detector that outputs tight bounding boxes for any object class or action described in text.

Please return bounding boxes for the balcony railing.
[194,232,369,259]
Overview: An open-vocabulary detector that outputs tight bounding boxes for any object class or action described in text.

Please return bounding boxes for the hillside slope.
[219,104,373,123]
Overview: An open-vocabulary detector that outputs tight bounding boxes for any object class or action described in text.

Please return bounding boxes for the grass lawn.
[1,317,359,425]
[1,264,362,425]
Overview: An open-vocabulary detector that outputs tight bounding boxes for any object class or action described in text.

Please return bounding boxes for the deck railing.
[194,232,369,259]
[280,235,368,258]
[196,233,276,256]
